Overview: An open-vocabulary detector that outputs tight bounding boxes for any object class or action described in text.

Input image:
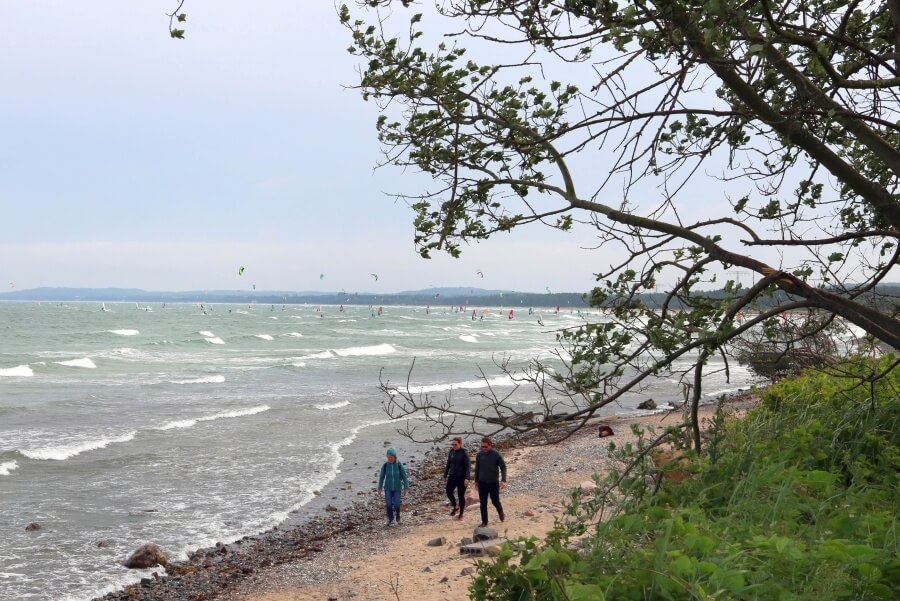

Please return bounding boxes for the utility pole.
[727,269,748,288]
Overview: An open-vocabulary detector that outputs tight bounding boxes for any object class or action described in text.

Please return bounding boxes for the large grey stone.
[473,526,498,541]
[123,543,167,569]
[460,538,508,557]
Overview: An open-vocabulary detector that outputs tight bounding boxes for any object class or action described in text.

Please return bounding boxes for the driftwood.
[485,411,535,426]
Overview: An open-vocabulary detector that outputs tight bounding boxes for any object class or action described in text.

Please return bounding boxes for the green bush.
[471,356,900,600]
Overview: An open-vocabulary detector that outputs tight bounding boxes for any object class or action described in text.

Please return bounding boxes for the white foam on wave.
[55,358,97,369]
[170,375,226,385]
[338,319,358,323]
[156,405,270,431]
[291,362,307,367]
[22,431,137,460]
[255,334,275,341]
[0,460,19,476]
[333,343,396,357]
[459,335,479,343]
[314,400,350,410]
[283,332,303,338]
[268,316,278,320]
[198,331,215,337]
[410,374,515,394]
[295,351,334,360]
[0,365,33,377]
[109,329,140,336]
[108,347,141,358]
[205,337,225,345]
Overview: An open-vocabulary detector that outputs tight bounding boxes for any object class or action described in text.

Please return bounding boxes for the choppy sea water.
[0,301,753,600]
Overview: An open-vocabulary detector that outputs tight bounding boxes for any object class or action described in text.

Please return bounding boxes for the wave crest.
[21,431,137,461]
[333,343,396,357]
[314,400,350,410]
[55,358,97,369]
[109,329,140,336]
[169,375,225,385]
[156,405,270,431]
[410,375,515,394]
[0,365,33,377]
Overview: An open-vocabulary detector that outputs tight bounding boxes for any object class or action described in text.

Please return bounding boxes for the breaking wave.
[169,375,226,385]
[108,329,140,336]
[314,400,350,410]
[156,405,270,431]
[409,375,515,394]
[0,365,33,377]
[332,343,396,357]
[55,358,97,369]
[21,431,137,461]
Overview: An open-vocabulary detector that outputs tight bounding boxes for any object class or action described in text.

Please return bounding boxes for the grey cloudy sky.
[0,1,614,294]
[4,2,884,295]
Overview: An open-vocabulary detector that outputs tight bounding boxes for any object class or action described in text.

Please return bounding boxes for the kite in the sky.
[371,273,379,281]
[319,273,325,280]
[434,293,441,298]
[476,270,484,278]
[546,286,552,294]
[238,266,245,276]
[252,284,256,290]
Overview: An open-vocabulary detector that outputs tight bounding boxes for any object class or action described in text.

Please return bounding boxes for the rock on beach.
[123,543,167,569]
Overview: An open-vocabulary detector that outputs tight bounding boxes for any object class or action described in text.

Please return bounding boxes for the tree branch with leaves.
[344,0,899,450]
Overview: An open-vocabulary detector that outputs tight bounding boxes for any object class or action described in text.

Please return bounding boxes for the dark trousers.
[446,475,467,514]
[477,481,503,524]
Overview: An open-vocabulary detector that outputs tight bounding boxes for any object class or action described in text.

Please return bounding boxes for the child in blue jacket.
[377,447,409,526]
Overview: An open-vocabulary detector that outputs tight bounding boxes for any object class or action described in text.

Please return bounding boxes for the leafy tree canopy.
[339,0,900,448]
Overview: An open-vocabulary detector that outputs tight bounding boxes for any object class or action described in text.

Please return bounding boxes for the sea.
[0,301,754,601]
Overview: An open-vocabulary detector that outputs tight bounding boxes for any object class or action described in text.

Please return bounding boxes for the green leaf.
[177,13,187,22]
[170,28,185,39]
[565,583,606,601]
[828,252,844,262]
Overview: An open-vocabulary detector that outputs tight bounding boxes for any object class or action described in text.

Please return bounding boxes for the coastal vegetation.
[471,358,900,600]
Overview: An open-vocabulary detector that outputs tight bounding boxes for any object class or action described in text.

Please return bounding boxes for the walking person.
[474,437,507,527]
[377,448,409,527]
[443,437,470,520]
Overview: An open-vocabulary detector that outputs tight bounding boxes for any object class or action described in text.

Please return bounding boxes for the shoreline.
[94,390,759,601]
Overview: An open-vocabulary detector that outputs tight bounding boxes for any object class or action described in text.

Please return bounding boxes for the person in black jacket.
[474,436,508,527]
[443,437,471,520]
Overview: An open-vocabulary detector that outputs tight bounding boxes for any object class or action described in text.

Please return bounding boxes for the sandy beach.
[216,396,759,601]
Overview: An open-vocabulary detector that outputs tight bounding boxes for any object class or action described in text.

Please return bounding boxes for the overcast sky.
[0,1,601,293]
[2,1,890,295]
